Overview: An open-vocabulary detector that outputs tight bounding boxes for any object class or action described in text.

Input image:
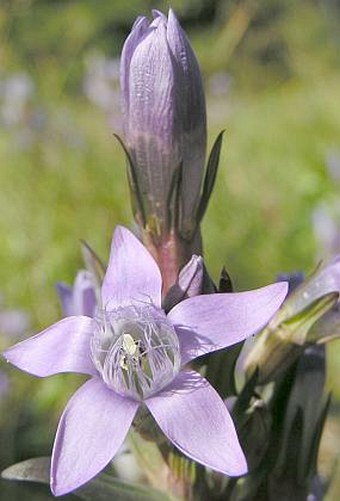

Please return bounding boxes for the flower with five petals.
[4,226,288,496]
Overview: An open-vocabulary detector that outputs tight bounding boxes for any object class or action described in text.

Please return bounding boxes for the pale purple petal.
[3,316,97,377]
[51,378,139,496]
[55,282,74,317]
[168,282,288,365]
[152,9,167,20]
[146,370,247,476]
[163,255,203,311]
[126,21,180,228]
[73,270,96,317]
[166,8,206,228]
[120,16,149,119]
[101,226,162,309]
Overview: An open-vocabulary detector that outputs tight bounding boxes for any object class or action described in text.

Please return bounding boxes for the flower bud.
[120,9,206,239]
[244,259,340,384]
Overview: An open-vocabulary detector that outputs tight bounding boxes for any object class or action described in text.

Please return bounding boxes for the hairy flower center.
[91,304,180,400]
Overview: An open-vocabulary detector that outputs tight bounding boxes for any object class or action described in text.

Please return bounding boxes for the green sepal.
[113,133,146,227]
[166,162,183,233]
[232,369,259,423]
[80,239,105,306]
[308,304,340,344]
[219,266,233,293]
[205,342,243,398]
[196,130,225,226]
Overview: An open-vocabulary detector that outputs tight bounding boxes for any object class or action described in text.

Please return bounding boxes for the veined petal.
[101,226,162,309]
[4,316,96,377]
[168,282,288,365]
[120,16,149,119]
[166,8,206,229]
[127,21,179,228]
[51,378,139,496]
[146,370,247,476]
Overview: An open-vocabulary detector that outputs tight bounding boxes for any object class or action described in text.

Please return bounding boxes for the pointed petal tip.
[103,225,162,308]
[3,316,96,377]
[274,280,289,302]
[50,380,139,498]
[167,8,177,22]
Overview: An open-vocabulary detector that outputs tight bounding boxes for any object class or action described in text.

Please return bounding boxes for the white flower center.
[91,304,180,400]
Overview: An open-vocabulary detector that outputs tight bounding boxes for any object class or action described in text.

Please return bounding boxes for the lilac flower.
[0,292,30,339]
[121,9,206,236]
[55,270,97,318]
[4,227,288,496]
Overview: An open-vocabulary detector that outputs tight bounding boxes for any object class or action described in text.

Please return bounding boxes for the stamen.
[91,304,180,400]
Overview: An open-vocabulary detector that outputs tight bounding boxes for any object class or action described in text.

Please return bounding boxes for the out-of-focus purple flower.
[83,53,122,129]
[56,270,97,318]
[312,203,340,260]
[120,9,206,236]
[4,226,287,496]
[0,73,34,127]
[325,149,340,184]
[0,293,30,339]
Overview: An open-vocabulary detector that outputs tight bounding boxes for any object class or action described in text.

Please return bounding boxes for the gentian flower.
[4,227,287,496]
[121,9,206,237]
[55,270,96,318]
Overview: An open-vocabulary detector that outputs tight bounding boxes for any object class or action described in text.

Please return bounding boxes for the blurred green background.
[0,0,340,499]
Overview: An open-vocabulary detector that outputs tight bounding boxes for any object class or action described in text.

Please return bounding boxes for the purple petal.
[73,270,96,317]
[51,378,139,495]
[152,9,167,20]
[146,370,247,476]
[120,16,149,120]
[166,8,206,230]
[163,255,204,311]
[126,22,180,227]
[4,316,96,377]
[168,282,288,365]
[101,226,162,309]
[55,282,73,317]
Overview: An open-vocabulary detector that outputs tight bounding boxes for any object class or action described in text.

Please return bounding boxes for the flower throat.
[91,304,180,400]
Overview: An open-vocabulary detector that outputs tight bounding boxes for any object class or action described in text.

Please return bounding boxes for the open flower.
[4,227,287,496]
[55,270,96,318]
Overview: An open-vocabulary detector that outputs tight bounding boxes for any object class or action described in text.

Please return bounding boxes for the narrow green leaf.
[1,456,50,484]
[205,343,243,398]
[76,473,172,501]
[196,130,225,225]
[113,133,146,226]
[166,162,183,232]
[232,369,259,421]
[2,457,173,501]
[219,266,233,293]
[306,393,332,482]
[80,240,106,287]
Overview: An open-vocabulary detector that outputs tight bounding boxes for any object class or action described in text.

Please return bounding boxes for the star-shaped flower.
[4,227,288,496]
